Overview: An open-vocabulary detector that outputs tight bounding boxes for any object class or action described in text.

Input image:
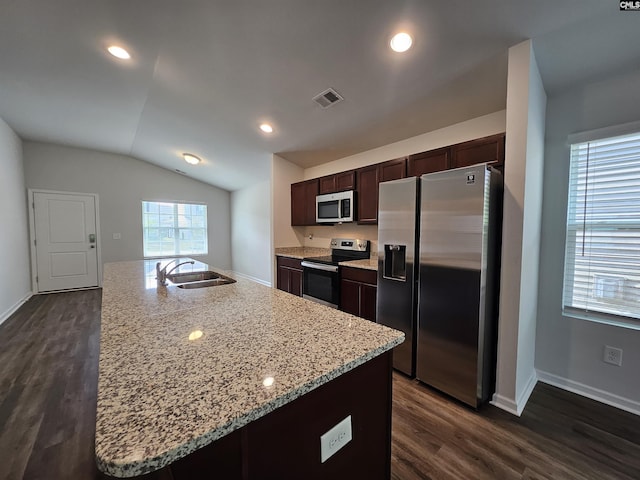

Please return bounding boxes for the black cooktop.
[302,254,356,266]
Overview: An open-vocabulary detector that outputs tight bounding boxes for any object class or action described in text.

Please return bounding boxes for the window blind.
[142,201,208,257]
[563,131,640,322]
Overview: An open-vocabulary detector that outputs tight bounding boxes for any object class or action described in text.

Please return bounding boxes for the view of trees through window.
[142,201,207,257]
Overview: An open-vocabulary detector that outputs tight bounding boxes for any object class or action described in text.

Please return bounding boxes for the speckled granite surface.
[339,254,378,271]
[96,259,403,478]
[274,246,330,259]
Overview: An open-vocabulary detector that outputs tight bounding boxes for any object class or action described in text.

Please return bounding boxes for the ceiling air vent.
[175,169,187,175]
[313,88,344,108]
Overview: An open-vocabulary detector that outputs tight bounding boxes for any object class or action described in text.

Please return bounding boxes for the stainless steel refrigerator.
[377,164,502,408]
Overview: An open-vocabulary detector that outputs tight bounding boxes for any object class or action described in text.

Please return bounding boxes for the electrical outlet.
[112,233,121,240]
[320,415,352,463]
[603,345,623,366]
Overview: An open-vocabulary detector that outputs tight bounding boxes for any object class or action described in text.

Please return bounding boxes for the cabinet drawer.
[277,256,302,270]
[341,266,377,285]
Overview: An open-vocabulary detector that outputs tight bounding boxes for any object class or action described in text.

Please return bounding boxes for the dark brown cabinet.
[356,158,406,225]
[318,170,356,194]
[356,165,380,225]
[379,157,407,182]
[451,133,505,169]
[340,267,377,322]
[291,179,318,226]
[276,257,303,297]
[290,133,505,227]
[408,147,450,177]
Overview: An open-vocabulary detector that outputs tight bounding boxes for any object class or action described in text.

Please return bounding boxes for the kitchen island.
[96,260,404,479]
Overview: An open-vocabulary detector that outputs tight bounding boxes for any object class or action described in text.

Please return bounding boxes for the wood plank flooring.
[1,290,639,480]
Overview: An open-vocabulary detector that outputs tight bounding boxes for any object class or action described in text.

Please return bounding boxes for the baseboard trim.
[490,370,538,417]
[536,369,640,416]
[231,271,271,287]
[0,292,33,328]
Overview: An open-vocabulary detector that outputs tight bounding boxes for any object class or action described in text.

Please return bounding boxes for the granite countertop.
[339,254,378,271]
[96,259,403,478]
[275,247,378,271]
[274,246,330,259]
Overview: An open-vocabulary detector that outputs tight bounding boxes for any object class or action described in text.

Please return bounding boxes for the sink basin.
[166,270,236,289]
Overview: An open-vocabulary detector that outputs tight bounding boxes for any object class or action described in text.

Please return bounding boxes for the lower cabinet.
[340,267,377,322]
[276,257,303,297]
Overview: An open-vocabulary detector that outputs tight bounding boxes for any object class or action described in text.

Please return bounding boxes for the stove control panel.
[330,238,369,252]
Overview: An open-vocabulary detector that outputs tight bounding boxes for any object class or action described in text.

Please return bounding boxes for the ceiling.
[1,1,637,191]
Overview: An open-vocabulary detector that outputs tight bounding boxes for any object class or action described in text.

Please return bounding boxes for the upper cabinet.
[451,133,505,169]
[318,170,356,194]
[356,165,380,225]
[357,157,407,225]
[379,157,407,182]
[291,179,318,226]
[290,133,505,226]
[408,147,450,177]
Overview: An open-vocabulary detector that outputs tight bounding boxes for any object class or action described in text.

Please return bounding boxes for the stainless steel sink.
[166,270,236,288]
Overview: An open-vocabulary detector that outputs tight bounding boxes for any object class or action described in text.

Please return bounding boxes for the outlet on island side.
[320,415,352,463]
[603,345,623,366]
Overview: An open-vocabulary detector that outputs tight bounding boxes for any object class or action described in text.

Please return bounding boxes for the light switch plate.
[113,233,121,240]
[320,415,352,463]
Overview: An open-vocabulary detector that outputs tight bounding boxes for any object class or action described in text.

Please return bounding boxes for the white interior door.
[33,192,99,292]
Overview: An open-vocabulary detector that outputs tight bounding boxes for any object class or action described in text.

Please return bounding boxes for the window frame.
[141,200,208,259]
[562,121,640,328]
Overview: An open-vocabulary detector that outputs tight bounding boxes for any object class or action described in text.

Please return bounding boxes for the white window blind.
[563,131,640,323]
[142,201,208,257]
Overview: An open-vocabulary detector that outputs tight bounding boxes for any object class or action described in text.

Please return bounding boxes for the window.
[563,131,640,323]
[142,201,207,257]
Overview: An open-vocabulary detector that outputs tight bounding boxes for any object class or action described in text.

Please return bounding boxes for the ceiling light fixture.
[107,45,131,60]
[259,123,273,133]
[182,153,201,165]
[390,32,413,53]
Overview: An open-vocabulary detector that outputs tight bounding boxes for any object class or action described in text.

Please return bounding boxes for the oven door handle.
[301,261,339,273]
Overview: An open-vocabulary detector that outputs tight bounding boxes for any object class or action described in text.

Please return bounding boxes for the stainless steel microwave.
[316,190,354,223]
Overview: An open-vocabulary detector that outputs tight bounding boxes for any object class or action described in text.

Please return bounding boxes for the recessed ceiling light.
[259,123,273,133]
[182,153,201,165]
[390,32,412,53]
[107,45,131,60]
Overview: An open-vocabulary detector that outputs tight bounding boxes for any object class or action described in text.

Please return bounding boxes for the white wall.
[298,111,508,253]
[536,67,640,414]
[0,118,31,325]
[23,142,231,270]
[493,40,546,416]
[231,180,272,285]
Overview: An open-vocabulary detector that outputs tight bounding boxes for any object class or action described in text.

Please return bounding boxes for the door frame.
[28,189,103,294]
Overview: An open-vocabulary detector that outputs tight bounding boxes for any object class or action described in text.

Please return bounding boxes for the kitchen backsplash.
[301,224,379,253]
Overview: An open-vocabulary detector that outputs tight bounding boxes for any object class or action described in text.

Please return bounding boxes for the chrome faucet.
[156,259,195,287]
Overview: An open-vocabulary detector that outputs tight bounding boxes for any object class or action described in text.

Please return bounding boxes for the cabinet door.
[360,284,377,322]
[335,171,356,191]
[451,133,505,169]
[379,158,406,182]
[290,268,303,297]
[356,165,379,224]
[277,264,290,293]
[318,175,337,194]
[408,147,450,177]
[303,179,319,225]
[291,182,306,226]
[340,278,361,316]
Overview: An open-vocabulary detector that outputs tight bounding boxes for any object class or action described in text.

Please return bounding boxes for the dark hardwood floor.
[1,290,639,480]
